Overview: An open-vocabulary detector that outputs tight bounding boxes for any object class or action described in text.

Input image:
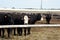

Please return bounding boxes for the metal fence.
[0,24,60,28]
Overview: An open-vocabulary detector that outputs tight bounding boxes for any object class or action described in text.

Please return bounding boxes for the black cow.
[0,13,4,37]
[29,13,41,24]
[0,13,7,38]
[1,13,14,38]
[14,18,23,36]
[36,13,41,21]
[46,14,51,24]
[14,13,24,36]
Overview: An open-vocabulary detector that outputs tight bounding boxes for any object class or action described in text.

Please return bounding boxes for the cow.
[14,13,24,36]
[13,13,41,36]
[0,13,4,37]
[46,14,51,24]
[29,13,41,24]
[24,13,41,35]
[0,13,14,38]
[24,14,29,35]
[14,13,29,36]
[14,18,23,36]
[0,12,42,38]
[0,13,7,38]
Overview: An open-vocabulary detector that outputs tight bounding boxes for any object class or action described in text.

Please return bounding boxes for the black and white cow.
[24,13,41,35]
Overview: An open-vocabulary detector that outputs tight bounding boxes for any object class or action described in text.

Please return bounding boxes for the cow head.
[36,13,41,21]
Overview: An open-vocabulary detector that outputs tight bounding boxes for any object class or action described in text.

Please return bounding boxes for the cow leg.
[17,28,19,35]
[7,28,12,38]
[47,20,49,24]
[1,28,3,37]
[24,28,26,36]
[7,28,10,38]
[48,19,51,24]
[17,27,22,36]
[11,28,14,38]
[1,28,4,38]
[47,20,50,24]
[11,28,14,35]
[0,28,1,37]
[11,28,16,35]
[20,28,22,36]
[27,27,31,35]
[48,21,50,24]
[46,19,49,24]
[14,28,17,35]
[10,28,12,37]
[14,28,16,35]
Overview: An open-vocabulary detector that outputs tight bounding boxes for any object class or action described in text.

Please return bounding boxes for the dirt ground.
[0,27,60,40]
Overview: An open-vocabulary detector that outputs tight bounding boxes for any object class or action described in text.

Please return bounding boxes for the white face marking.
[5,16,7,18]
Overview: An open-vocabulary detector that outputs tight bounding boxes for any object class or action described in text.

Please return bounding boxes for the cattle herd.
[0,12,51,38]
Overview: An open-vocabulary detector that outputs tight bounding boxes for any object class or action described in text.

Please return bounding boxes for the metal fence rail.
[0,24,60,28]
